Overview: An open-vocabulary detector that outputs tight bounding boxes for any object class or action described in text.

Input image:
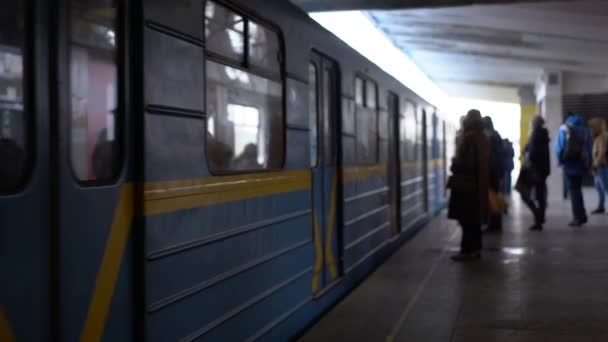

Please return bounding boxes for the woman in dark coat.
[448,109,490,261]
[521,115,550,230]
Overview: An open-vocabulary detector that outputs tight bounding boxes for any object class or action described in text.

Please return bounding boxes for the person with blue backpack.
[556,112,593,226]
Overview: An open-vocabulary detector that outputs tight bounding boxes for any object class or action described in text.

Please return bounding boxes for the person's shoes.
[581,216,588,224]
[451,252,481,261]
[569,220,584,227]
[529,224,543,231]
[591,208,605,214]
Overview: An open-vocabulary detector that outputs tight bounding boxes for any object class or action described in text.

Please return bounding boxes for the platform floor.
[298,191,608,341]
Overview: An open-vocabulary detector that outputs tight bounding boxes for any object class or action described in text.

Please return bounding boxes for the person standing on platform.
[503,139,515,195]
[556,113,592,226]
[448,109,489,261]
[589,118,608,214]
[483,116,505,231]
[520,115,550,231]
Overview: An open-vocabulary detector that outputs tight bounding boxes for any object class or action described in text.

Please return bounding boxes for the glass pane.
[0,0,26,192]
[249,21,280,76]
[355,106,378,165]
[366,80,376,109]
[70,0,119,182]
[206,60,283,172]
[205,1,244,62]
[323,68,333,166]
[308,63,318,168]
[355,77,364,106]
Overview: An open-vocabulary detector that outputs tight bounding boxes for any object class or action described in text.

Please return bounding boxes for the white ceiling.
[368,0,608,101]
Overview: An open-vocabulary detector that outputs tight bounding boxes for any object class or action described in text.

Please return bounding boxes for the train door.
[387,92,401,235]
[0,1,52,341]
[309,52,341,294]
[55,1,136,341]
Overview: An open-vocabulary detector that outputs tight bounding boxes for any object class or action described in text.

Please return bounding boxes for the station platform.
[298,191,608,342]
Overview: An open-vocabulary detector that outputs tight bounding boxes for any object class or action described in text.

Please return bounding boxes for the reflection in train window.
[355,77,364,106]
[206,61,283,172]
[205,0,284,174]
[0,1,26,193]
[366,80,377,109]
[205,1,245,62]
[401,101,417,162]
[355,105,378,165]
[70,0,120,182]
[309,63,318,167]
[354,77,378,165]
[249,20,281,76]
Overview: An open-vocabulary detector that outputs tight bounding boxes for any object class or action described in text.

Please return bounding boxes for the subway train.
[0,0,456,341]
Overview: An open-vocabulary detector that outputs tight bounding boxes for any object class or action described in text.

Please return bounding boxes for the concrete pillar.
[518,86,536,163]
[535,70,564,205]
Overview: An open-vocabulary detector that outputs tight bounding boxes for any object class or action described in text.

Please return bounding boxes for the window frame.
[0,1,32,194]
[353,73,379,165]
[203,0,286,175]
[66,0,125,186]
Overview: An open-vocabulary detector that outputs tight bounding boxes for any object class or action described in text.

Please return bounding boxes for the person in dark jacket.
[521,115,550,230]
[483,116,504,231]
[502,139,515,195]
[448,109,489,261]
[555,113,593,226]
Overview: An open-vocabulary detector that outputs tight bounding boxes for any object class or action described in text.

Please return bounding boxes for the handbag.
[488,190,508,214]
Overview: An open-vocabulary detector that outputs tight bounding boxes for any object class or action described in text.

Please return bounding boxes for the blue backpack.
[561,125,585,162]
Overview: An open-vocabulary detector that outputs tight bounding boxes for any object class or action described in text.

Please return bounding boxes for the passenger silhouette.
[588,117,608,214]
[518,115,550,231]
[233,143,260,170]
[502,139,515,195]
[556,113,592,226]
[483,116,505,231]
[92,128,116,181]
[448,109,489,261]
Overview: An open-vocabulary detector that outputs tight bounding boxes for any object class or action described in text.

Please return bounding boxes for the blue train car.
[0,0,453,341]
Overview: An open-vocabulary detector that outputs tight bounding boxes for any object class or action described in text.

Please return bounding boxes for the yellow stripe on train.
[144,170,311,216]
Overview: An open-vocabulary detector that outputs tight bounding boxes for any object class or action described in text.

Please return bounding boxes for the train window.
[354,76,378,165]
[205,1,245,62]
[204,1,284,174]
[366,80,377,109]
[355,77,364,106]
[69,0,120,183]
[309,63,318,167]
[0,1,26,193]
[206,61,283,172]
[248,21,280,76]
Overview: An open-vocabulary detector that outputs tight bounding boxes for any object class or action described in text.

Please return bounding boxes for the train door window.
[309,63,318,167]
[354,76,378,165]
[355,77,364,106]
[69,0,120,183]
[0,0,27,193]
[365,80,376,109]
[322,68,334,165]
[204,1,245,63]
[204,1,284,173]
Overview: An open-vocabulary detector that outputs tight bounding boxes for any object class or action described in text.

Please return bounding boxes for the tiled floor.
[298,191,608,341]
